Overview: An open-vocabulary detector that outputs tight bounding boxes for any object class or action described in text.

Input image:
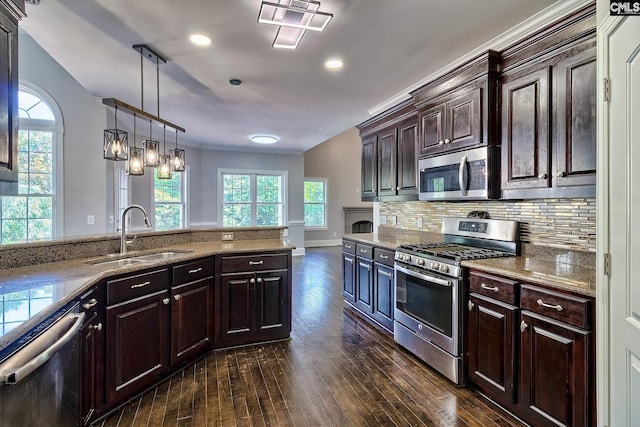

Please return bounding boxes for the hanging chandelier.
[102,44,186,174]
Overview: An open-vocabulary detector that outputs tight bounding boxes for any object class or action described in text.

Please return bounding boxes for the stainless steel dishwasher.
[0,301,85,426]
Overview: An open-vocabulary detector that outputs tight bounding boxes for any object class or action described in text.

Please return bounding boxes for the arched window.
[0,87,62,244]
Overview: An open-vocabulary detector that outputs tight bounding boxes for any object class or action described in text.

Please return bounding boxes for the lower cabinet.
[80,286,105,426]
[342,240,356,303]
[465,269,594,427]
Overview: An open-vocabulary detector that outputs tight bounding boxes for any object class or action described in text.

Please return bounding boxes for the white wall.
[304,127,372,246]
[19,31,109,237]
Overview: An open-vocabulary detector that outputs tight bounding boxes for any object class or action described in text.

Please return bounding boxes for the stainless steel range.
[393,217,519,385]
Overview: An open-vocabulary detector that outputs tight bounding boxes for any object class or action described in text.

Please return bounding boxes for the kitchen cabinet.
[357,100,418,202]
[217,251,291,347]
[0,1,24,195]
[170,258,214,367]
[371,248,394,331]
[355,243,373,314]
[105,269,171,405]
[80,285,105,425]
[342,239,356,303]
[500,6,596,199]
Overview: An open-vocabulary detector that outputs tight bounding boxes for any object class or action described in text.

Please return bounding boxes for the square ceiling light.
[258,0,333,49]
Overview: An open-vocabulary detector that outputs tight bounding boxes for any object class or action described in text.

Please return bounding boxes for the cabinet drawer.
[469,270,518,305]
[173,258,214,285]
[342,240,356,254]
[220,252,288,273]
[107,269,170,305]
[520,284,591,329]
[373,247,394,267]
[356,244,373,260]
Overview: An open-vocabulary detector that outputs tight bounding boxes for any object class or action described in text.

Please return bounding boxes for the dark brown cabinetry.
[170,258,214,367]
[80,286,105,425]
[357,101,418,202]
[0,1,24,195]
[217,251,291,347]
[105,269,171,404]
[342,239,394,334]
[465,270,595,427]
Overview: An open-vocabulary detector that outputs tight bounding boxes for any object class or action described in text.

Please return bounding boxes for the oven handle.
[394,264,453,287]
[459,155,468,196]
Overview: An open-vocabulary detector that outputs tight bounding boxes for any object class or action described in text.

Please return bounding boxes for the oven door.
[394,263,460,355]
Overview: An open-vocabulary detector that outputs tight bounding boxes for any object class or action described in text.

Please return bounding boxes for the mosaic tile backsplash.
[379,198,596,252]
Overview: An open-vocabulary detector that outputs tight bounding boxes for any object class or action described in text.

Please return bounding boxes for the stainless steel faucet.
[120,204,152,254]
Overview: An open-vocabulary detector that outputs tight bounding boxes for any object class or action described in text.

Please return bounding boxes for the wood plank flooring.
[94,246,525,427]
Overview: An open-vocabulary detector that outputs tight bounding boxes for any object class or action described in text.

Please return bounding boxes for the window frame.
[152,167,188,231]
[304,177,328,230]
[217,168,288,228]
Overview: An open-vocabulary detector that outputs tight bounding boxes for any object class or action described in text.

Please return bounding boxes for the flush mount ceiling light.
[189,34,212,46]
[258,0,333,49]
[324,58,343,70]
[251,135,279,144]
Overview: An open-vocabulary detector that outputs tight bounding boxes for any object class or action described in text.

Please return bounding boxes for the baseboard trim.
[292,247,306,256]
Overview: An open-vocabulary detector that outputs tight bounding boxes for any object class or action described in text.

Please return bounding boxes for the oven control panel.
[458,221,488,233]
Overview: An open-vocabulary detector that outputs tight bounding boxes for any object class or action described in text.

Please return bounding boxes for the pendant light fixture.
[103,105,129,161]
[102,44,185,172]
[157,125,172,180]
[170,129,185,172]
[126,113,144,175]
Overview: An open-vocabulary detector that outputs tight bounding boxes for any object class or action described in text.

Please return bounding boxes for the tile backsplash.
[379,198,595,252]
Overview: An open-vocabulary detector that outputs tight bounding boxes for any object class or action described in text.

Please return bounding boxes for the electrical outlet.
[87,215,95,225]
[417,217,423,228]
[389,215,397,225]
[222,232,234,241]
[108,215,114,224]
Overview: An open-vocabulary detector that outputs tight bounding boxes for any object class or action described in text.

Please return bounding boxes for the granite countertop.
[341,233,595,298]
[0,239,293,356]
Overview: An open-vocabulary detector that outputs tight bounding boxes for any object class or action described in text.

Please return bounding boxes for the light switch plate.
[222,232,234,241]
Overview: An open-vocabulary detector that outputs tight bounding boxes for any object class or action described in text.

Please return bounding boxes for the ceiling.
[21,0,561,153]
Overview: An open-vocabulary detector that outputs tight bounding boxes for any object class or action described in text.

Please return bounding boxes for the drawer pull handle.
[345,244,352,249]
[481,283,500,292]
[131,281,151,289]
[379,254,389,259]
[188,267,203,274]
[249,260,264,266]
[82,298,98,310]
[360,249,368,253]
[520,320,528,332]
[537,299,563,311]
[468,301,474,311]
[92,323,103,332]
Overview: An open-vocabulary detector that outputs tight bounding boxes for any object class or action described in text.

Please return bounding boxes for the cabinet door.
[0,11,18,193]
[81,312,105,425]
[467,294,517,404]
[419,103,445,157]
[355,258,373,313]
[218,273,254,346]
[361,135,377,200]
[372,263,394,331]
[501,68,551,195]
[106,291,170,404]
[255,270,290,340]
[554,48,596,193]
[342,252,356,303]
[520,311,591,427]
[170,277,213,367]
[397,120,418,195]
[377,128,398,197]
[446,88,482,150]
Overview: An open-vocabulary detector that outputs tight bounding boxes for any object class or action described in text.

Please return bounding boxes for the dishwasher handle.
[0,310,85,385]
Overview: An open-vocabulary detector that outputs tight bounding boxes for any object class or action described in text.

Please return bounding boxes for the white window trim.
[217,168,288,227]
[17,81,64,239]
[304,177,328,231]
[151,166,188,231]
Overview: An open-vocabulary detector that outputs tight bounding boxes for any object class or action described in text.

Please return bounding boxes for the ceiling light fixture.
[324,58,343,70]
[251,135,279,144]
[102,44,186,174]
[157,125,172,180]
[189,34,212,46]
[126,113,144,176]
[258,0,333,49]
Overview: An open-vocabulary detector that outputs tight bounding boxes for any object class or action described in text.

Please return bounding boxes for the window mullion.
[251,174,257,226]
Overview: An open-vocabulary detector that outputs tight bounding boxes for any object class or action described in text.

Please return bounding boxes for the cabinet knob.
[444,138,451,144]
[250,278,256,284]
[538,173,548,180]
[438,140,445,146]
[92,323,103,331]
[174,295,181,301]
[163,298,170,305]
[396,186,400,190]
[257,277,263,283]
[520,320,528,332]
[468,301,474,311]
[82,298,98,310]
[556,171,567,178]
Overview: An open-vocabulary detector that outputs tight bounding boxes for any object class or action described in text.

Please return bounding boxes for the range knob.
[416,258,426,266]
[440,264,450,273]
[430,262,440,271]
[405,255,412,263]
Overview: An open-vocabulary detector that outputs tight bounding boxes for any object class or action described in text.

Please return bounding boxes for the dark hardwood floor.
[95,246,524,427]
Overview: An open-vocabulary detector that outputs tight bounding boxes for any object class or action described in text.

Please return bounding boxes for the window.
[0,89,59,244]
[115,165,129,231]
[220,170,286,227]
[154,171,186,231]
[304,178,327,229]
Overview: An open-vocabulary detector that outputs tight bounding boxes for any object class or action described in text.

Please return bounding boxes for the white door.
[601,15,640,427]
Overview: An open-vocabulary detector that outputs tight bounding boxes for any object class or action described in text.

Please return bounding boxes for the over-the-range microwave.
[418,146,499,201]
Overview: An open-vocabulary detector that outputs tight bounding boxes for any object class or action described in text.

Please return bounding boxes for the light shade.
[273,26,306,49]
[126,147,145,176]
[170,148,186,172]
[157,155,172,179]
[143,139,160,167]
[103,129,128,161]
[258,1,332,31]
[251,135,279,144]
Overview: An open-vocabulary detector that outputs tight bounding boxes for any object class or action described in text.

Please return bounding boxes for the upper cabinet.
[0,0,25,195]
[413,50,500,158]
[500,5,596,199]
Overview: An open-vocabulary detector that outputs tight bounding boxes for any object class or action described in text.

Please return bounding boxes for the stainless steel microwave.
[418,146,499,201]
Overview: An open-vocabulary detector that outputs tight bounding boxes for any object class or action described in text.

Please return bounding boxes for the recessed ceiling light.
[251,135,279,144]
[190,34,212,46]
[324,58,343,71]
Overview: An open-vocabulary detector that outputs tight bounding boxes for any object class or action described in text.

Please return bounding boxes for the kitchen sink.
[130,251,191,261]
[89,250,193,267]
[91,258,148,267]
